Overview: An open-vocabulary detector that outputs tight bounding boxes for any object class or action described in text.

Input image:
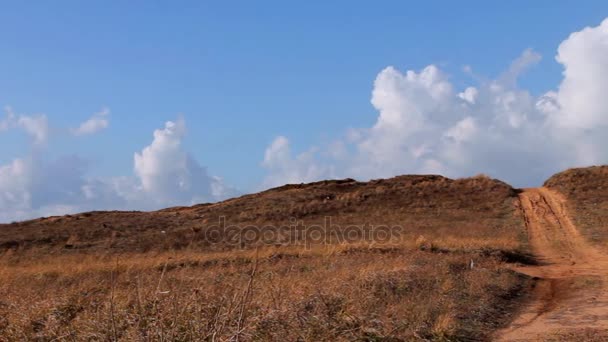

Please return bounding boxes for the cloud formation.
[263,18,608,188]
[133,117,235,207]
[71,108,110,136]
[262,136,332,188]
[3,18,608,222]
[1,107,49,145]
[0,112,235,222]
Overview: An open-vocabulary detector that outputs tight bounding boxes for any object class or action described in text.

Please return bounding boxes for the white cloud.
[261,136,331,188]
[444,116,477,143]
[133,117,235,206]
[262,136,290,169]
[458,87,478,104]
[549,19,608,130]
[0,115,237,222]
[0,107,49,145]
[0,158,32,222]
[261,18,608,189]
[71,108,110,136]
[17,115,49,145]
[0,155,128,222]
[135,118,189,196]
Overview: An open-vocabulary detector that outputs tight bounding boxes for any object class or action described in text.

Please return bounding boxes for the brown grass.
[0,174,533,341]
[544,165,608,248]
[544,329,608,342]
[0,175,527,255]
[0,245,530,341]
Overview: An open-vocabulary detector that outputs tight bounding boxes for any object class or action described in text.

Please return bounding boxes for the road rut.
[497,188,608,340]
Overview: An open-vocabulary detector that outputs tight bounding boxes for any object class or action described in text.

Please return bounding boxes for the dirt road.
[497,188,608,340]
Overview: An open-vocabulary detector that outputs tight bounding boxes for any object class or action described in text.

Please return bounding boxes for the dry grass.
[0,174,533,341]
[544,165,608,247]
[0,245,529,341]
[0,175,527,255]
[543,329,608,341]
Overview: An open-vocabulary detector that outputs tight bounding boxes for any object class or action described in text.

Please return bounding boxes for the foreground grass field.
[0,245,530,341]
[0,174,533,340]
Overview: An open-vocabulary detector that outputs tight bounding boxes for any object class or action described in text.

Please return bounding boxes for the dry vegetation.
[544,329,608,342]
[0,248,530,341]
[0,175,526,254]
[544,165,608,248]
[0,174,534,341]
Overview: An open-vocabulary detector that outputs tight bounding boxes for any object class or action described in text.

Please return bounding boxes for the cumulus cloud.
[0,114,236,222]
[0,158,32,221]
[261,136,332,188]
[0,156,104,222]
[71,108,110,136]
[262,18,608,188]
[549,19,608,129]
[133,117,236,206]
[538,18,608,170]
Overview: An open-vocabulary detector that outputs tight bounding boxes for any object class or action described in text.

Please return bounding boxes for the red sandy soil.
[497,187,608,341]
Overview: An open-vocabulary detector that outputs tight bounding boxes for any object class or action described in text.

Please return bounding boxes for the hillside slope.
[0,174,524,254]
[3,167,608,340]
[0,174,532,341]
[544,165,608,247]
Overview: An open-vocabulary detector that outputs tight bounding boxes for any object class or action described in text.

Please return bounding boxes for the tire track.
[497,188,608,341]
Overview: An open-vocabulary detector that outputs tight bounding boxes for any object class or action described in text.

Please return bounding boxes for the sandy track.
[497,188,608,341]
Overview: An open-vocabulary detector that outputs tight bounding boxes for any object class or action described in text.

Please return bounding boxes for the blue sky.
[1,2,608,221]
